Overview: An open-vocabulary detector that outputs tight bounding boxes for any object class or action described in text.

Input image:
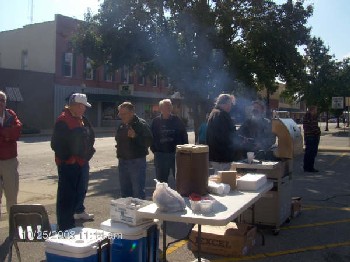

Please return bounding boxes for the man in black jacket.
[115,102,153,199]
[150,99,188,183]
[206,94,237,173]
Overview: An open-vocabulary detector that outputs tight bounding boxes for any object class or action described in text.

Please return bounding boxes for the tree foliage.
[73,0,314,129]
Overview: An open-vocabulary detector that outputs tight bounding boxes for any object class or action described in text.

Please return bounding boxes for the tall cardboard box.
[189,222,256,257]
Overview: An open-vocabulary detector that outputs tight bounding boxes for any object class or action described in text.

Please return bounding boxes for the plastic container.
[208,181,225,195]
[45,227,109,262]
[176,144,209,196]
[100,219,158,262]
[200,199,215,214]
[189,200,201,213]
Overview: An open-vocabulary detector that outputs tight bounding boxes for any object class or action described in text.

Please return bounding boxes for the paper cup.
[247,152,255,164]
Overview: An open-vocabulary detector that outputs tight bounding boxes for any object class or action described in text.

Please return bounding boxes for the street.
[17,135,118,181]
[1,126,350,261]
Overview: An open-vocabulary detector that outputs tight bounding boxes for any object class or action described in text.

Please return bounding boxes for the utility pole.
[29,0,34,24]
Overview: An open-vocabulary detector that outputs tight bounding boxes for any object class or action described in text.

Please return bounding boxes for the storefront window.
[144,104,159,122]
[102,102,118,127]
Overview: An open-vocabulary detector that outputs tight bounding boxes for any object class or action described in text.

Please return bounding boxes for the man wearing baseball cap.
[51,93,95,231]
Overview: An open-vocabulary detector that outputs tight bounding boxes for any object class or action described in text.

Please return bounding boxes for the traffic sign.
[332,97,344,109]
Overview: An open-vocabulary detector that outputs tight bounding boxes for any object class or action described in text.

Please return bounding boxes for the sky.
[0,0,349,61]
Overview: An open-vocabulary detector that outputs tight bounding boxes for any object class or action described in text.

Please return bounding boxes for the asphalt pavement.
[0,124,350,261]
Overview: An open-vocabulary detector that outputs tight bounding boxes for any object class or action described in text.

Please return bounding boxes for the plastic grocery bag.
[152,180,186,212]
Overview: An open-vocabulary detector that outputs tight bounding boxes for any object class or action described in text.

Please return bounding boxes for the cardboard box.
[189,222,256,257]
[291,197,302,218]
[217,171,237,189]
[241,177,292,226]
[110,197,153,226]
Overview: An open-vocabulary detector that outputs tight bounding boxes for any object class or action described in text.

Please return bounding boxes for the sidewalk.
[318,124,350,152]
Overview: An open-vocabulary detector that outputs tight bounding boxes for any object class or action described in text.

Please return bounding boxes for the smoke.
[152,13,236,102]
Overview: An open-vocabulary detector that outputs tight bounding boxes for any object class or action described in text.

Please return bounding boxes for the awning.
[86,93,170,104]
[5,87,23,102]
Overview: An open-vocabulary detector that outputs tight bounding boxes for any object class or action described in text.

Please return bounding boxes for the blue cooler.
[45,227,109,262]
[100,219,159,262]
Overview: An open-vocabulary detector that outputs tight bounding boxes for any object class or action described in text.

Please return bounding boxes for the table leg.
[197,224,202,261]
[163,221,167,262]
[251,203,265,245]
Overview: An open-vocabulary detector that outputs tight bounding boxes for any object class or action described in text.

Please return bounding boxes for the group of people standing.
[201,93,320,175]
[0,89,320,232]
[51,95,188,231]
[205,94,276,173]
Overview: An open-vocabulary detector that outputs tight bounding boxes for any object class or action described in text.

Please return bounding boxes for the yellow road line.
[166,239,188,254]
[302,205,350,211]
[211,241,350,261]
[281,218,350,230]
[330,152,347,166]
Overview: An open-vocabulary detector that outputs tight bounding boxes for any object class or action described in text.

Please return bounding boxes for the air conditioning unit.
[119,84,134,96]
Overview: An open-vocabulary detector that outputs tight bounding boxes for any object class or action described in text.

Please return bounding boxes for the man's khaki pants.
[0,158,19,214]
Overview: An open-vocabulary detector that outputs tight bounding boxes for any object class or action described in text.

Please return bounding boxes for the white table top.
[137,181,273,226]
[232,160,280,170]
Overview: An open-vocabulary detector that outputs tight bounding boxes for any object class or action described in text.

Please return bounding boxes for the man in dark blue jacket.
[151,99,188,183]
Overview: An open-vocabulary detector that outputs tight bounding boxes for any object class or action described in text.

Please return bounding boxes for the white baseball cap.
[69,93,91,108]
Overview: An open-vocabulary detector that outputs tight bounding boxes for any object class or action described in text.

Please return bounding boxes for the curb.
[318,146,350,152]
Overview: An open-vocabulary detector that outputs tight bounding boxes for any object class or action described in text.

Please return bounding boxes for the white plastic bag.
[152,180,186,212]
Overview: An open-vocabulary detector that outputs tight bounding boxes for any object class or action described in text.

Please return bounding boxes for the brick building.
[0,14,185,130]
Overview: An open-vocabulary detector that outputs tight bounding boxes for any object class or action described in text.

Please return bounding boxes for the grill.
[231,118,303,234]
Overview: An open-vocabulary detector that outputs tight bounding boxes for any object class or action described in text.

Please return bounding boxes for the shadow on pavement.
[0,237,10,262]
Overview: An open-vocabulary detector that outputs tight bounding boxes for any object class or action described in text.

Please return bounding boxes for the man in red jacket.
[0,90,22,217]
[51,93,95,230]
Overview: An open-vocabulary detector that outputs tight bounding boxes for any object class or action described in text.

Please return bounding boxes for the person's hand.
[128,126,136,138]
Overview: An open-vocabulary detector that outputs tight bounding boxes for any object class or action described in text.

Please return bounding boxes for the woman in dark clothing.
[206,94,237,173]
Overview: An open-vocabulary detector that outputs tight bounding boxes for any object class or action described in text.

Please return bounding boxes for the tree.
[73,0,313,136]
[231,0,312,115]
[302,37,340,130]
[337,58,350,126]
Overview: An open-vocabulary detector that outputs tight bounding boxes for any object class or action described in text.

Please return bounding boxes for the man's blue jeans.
[118,157,146,199]
[303,136,320,171]
[75,163,89,214]
[154,152,175,183]
[57,163,82,231]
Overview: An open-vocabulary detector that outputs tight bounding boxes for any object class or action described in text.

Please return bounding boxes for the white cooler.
[100,219,159,262]
[45,227,109,262]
